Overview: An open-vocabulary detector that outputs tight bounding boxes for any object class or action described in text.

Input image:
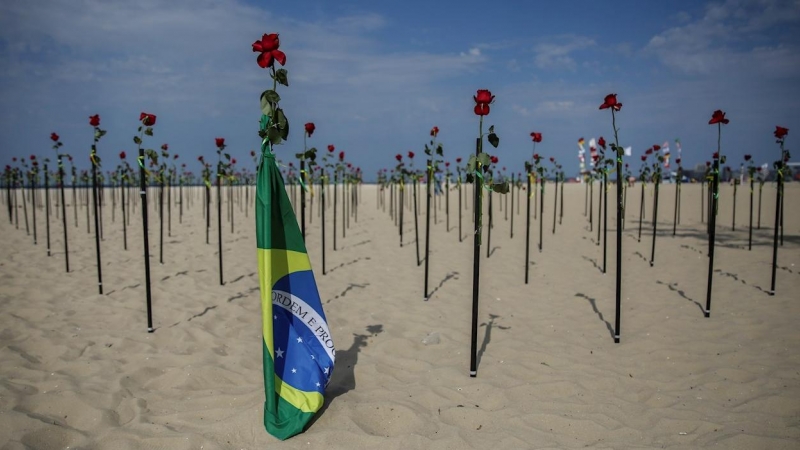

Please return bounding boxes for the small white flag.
[624,146,632,156]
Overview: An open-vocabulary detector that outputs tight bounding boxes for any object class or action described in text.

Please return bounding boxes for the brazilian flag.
[257,117,335,440]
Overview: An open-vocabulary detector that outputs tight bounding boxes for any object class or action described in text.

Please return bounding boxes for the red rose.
[652,144,661,152]
[119,151,126,159]
[89,114,100,127]
[549,157,555,163]
[395,154,402,162]
[289,162,294,167]
[198,156,204,162]
[173,154,178,159]
[599,94,622,111]
[641,155,647,162]
[713,152,719,159]
[68,156,72,162]
[12,157,17,162]
[327,145,335,153]
[32,161,38,167]
[252,33,286,69]
[250,150,256,157]
[676,158,681,164]
[456,157,462,163]
[645,148,653,155]
[339,151,344,161]
[431,126,439,137]
[598,137,606,149]
[474,103,490,116]
[474,89,494,105]
[708,110,729,125]
[304,122,315,137]
[625,163,629,168]
[140,112,157,126]
[215,137,225,149]
[231,158,237,164]
[533,153,540,161]
[490,156,498,164]
[408,151,415,159]
[446,162,450,167]
[531,132,542,143]
[347,163,352,168]
[774,126,789,139]
[744,154,751,161]
[161,144,168,151]
[30,155,36,160]
[50,132,59,142]
[706,161,711,167]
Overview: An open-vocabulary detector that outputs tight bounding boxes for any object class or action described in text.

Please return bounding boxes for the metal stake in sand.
[770,127,789,295]
[57,155,70,273]
[705,109,729,317]
[45,162,51,256]
[599,93,624,343]
[89,118,105,294]
[414,177,421,266]
[423,156,433,299]
[650,161,661,267]
[510,172,514,238]
[524,169,531,284]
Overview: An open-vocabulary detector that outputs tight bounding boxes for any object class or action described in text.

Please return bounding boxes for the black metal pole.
[552,175,558,235]
[205,184,210,245]
[614,144,623,344]
[333,171,337,251]
[584,179,588,217]
[31,175,37,245]
[603,171,608,273]
[650,179,659,267]
[458,177,463,242]
[469,137,482,377]
[559,179,564,225]
[321,173,326,275]
[510,173,514,238]
[525,172,531,284]
[757,182,763,229]
[673,176,679,236]
[159,178,164,264]
[424,162,432,299]
[414,179,420,266]
[638,182,645,242]
[704,159,719,317]
[770,167,783,295]
[58,156,69,273]
[539,179,544,252]
[139,149,154,332]
[91,156,103,294]
[300,160,306,241]
[217,164,224,285]
[588,178,593,231]
[122,177,127,251]
[701,180,705,224]
[748,177,753,251]
[399,180,404,247]
[446,177,450,232]
[45,164,51,256]
[597,174,602,245]
[732,181,737,231]
[486,191,492,258]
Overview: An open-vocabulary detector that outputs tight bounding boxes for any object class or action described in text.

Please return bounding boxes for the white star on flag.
[275,348,284,358]
[316,382,321,387]
[324,367,329,374]
[297,337,303,343]
[291,368,297,374]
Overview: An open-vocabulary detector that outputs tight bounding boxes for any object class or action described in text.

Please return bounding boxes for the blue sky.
[1,0,799,181]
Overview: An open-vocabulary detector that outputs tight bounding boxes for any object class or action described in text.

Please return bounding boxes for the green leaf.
[477,153,491,167]
[263,89,281,104]
[488,125,495,134]
[133,136,142,145]
[524,161,533,172]
[491,181,509,194]
[275,69,289,87]
[144,128,154,136]
[295,152,304,159]
[436,144,443,157]
[268,127,283,146]
[720,155,727,164]
[224,153,231,161]
[467,155,477,173]
[487,133,499,148]
[260,94,273,117]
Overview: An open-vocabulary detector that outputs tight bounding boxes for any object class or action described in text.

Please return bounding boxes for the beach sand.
[1,181,799,449]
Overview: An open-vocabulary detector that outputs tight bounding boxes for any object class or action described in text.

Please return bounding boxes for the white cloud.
[533,35,596,71]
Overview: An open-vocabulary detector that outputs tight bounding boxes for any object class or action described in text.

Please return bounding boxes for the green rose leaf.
[491,181,510,194]
[487,133,499,148]
[268,127,283,146]
[477,153,491,167]
[524,161,533,172]
[275,69,289,87]
[262,89,281,104]
[436,144,443,157]
[133,136,142,145]
[466,155,477,173]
